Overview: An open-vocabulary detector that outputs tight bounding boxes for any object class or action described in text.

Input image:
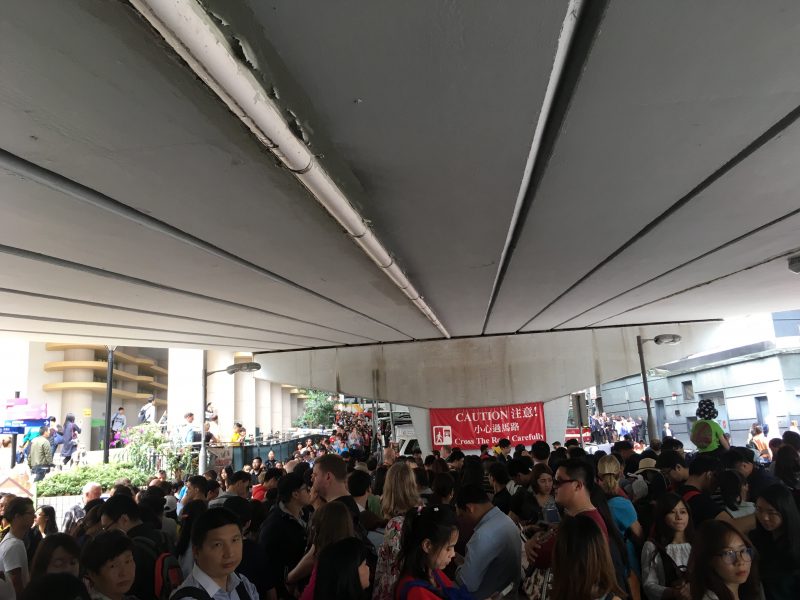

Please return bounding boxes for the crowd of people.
[1,400,800,600]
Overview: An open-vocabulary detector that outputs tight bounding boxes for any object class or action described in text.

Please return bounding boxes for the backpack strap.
[170,586,213,600]
[682,490,701,503]
[399,578,443,600]
[235,580,252,600]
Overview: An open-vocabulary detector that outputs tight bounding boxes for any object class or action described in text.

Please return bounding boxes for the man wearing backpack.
[173,507,259,600]
[100,494,177,600]
[139,397,156,424]
[675,455,755,533]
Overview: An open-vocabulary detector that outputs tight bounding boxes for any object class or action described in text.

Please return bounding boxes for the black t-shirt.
[677,484,722,525]
[238,538,275,598]
[492,488,512,515]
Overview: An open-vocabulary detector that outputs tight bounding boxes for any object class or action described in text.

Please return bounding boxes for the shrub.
[37,463,149,497]
[125,423,193,477]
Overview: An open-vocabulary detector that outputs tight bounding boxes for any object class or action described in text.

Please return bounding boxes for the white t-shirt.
[0,532,29,595]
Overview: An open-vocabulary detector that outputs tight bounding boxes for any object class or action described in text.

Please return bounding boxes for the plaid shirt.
[61,504,85,533]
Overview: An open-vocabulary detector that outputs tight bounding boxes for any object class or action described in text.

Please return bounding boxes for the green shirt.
[692,419,725,452]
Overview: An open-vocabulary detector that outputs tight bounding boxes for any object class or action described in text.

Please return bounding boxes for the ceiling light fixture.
[128,0,449,338]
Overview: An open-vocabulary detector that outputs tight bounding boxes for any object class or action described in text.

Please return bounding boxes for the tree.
[295,389,335,428]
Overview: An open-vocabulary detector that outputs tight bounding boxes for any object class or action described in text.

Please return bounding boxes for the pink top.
[299,563,318,600]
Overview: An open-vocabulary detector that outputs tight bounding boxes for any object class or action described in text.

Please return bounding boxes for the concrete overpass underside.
[2,1,800,418]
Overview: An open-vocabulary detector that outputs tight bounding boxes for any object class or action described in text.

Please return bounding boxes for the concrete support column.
[289,393,298,426]
[206,350,234,439]
[234,371,256,438]
[282,388,291,431]
[270,383,284,435]
[255,379,272,438]
[62,349,95,451]
[167,349,204,434]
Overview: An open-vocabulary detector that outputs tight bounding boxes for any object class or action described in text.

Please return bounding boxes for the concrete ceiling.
[1,0,800,357]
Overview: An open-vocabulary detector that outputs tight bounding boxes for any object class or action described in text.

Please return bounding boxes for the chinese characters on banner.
[429,402,546,450]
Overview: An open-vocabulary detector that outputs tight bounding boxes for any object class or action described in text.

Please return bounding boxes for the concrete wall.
[0,338,29,401]
[255,323,719,411]
[167,348,204,433]
[601,351,800,447]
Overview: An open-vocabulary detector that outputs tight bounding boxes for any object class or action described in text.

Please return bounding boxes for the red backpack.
[132,535,184,600]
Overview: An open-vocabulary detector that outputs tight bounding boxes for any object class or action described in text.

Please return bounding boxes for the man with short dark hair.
[173,507,259,600]
[178,476,209,516]
[0,497,34,596]
[221,497,275,600]
[28,426,52,481]
[182,412,197,445]
[723,447,778,502]
[111,406,127,435]
[612,440,635,463]
[446,449,465,471]
[209,471,251,507]
[530,441,550,465]
[662,436,685,456]
[487,462,512,515]
[455,484,520,599]
[677,455,754,532]
[656,450,689,490]
[493,438,512,463]
[101,494,167,600]
[258,473,310,599]
[250,456,264,484]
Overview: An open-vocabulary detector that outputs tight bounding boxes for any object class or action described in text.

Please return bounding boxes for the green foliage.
[125,423,193,477]
[295,389,335,428]
[37,463,149,497]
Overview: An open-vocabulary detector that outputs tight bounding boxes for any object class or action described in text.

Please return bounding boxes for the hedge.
[37,463,150,497]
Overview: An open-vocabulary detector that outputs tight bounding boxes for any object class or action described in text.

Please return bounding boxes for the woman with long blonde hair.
[372,461,421,600]
[598,454,644,597]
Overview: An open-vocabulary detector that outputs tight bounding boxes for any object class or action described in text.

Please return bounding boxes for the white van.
[395,423,419,455]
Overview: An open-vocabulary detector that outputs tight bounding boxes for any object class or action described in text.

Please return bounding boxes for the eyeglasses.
[717,547,754,564]
[552,478,578,488]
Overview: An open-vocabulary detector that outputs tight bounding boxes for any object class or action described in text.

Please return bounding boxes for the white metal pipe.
[129,0,450,338]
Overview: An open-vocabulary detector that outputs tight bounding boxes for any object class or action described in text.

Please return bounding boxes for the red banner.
[429,402,546,450]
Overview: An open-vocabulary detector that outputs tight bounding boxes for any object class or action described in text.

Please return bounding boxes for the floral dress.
[373,515,405,600]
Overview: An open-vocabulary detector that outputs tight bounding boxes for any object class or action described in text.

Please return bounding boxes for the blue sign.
[0,427,25,435]
[3,419,48,430]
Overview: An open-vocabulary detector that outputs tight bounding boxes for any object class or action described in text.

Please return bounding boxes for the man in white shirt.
[0,497,35,597]
[172,508,259,600]
[111,406,127,433]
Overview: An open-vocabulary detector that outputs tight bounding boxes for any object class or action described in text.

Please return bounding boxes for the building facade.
[600,311,800,447]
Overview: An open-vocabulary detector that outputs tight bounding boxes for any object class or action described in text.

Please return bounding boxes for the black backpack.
[172,581,251,600]
[138,406,148,424]
[131,535,183,600]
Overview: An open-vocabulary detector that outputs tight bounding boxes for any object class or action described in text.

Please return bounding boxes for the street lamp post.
[636,334,681,444]
[200,360,261,473]
[103,345,116,464]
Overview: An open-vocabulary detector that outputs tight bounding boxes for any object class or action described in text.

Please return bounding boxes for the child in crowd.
[394,505,469,600]
[80,531,137,600]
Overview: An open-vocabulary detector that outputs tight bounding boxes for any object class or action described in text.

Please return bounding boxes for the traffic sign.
[0,427,25,435]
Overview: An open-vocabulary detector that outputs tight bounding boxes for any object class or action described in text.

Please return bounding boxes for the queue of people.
[2,408,800,600]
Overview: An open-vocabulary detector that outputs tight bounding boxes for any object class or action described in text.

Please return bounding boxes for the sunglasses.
[552,478,578,488]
